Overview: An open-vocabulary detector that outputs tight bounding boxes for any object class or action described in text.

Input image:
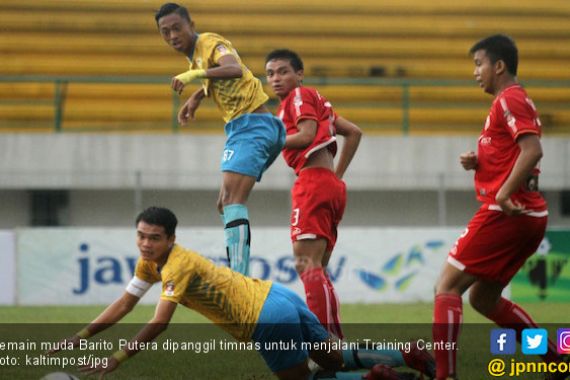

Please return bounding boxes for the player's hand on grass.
[459,151,477,170]
[79,355,119,379]
[46,335,81,355]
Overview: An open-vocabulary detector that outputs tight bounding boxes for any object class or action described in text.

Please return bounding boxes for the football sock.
[300,267,332,333]
[223,204,250,275]
[433,293,462,379]
[324,272,344,339]
[486,297,560,363]
[342,348,405,370]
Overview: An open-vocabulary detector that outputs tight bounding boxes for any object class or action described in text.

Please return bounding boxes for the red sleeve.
[291,87,319,124]
[498,93,540,140]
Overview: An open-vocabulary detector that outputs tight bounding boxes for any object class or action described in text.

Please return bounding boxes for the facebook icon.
[491,328,516,354]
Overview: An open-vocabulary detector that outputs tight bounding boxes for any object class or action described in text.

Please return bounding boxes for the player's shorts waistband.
[486,204,548,217]
[298,166,336,176]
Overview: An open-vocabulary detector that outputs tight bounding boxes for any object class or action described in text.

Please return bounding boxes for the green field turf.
[0,301,566,323]
[0,303,567,379]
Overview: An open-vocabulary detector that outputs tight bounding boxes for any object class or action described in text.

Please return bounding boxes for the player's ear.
[495,60,506,75]
[296,69,304,82]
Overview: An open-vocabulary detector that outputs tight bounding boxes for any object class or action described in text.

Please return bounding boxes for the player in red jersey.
[432,34,566,380]
[265,49,362,340]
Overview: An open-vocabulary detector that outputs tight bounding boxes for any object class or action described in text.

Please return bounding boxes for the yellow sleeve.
[159,262,194,304]
[134,259,161,283]
[211,42,238,65]
[125,259,160,298]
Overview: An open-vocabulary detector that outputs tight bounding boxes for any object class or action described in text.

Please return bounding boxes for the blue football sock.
[342,348,404,370]
[223,204,250,275]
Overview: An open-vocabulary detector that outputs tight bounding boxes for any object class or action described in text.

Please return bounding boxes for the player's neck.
[156,245,174,268]
[184,33,199,58]
[493,77,518,97]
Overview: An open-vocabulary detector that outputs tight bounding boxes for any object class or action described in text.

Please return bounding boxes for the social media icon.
[557,328,570,354]
[491,329,516,354]
[522,328,548,355]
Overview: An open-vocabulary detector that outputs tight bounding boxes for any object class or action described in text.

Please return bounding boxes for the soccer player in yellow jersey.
[155,3,286,276]
[50,207,434,380]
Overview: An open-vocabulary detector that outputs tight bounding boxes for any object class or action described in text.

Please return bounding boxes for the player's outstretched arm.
[172,69,207,95]
[47,292,140,355]
[334,116,362,179]
[80,299,178,378]
[171,49,242,95]
[495,134,543,215]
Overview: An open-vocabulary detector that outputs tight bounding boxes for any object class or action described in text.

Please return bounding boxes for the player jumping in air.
[155,3,286,275]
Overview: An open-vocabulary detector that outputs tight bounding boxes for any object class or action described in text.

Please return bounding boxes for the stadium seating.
[1,0,569,133]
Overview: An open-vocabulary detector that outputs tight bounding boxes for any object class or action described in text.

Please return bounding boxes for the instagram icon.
[557,328,570,354]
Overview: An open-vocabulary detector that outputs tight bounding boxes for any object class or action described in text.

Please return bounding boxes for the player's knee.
[295,256,321,275]
[468,292,492,315]
[434,281,451,295]
[295,260,307,275]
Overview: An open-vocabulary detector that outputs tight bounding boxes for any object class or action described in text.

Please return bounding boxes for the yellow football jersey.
[186,32,268,123]
[133,244,272,341]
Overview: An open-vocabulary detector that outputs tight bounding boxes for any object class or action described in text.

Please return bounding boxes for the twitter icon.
[522,328,548,355]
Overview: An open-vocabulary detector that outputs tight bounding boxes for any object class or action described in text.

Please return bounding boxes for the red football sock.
[300,267,338,336]
[486,297,560,363]
[433,293,463,379]
[324,272,344,339]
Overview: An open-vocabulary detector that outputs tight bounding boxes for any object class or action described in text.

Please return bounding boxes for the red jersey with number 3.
[278,86,337,175]
[475,84,546,211]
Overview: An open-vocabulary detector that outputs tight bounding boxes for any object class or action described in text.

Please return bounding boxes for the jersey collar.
[186,33,200,61]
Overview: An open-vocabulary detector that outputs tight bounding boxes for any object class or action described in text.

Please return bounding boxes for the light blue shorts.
[252,283,329,373]
[222,113,285,181]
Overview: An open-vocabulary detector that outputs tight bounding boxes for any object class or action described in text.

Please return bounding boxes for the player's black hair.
[136,207,178,237]
[155,3,191,25]
[469,34,518,76]
[265,49,304,72]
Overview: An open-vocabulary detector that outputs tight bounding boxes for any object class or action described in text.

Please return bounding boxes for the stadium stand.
[1,0,569,133]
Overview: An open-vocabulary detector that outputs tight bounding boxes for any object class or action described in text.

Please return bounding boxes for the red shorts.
[447,205,548,285]
[290,168,346,252]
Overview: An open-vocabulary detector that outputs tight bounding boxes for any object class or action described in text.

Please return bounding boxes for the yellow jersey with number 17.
[131,244,272,342]
[187,32,268,123]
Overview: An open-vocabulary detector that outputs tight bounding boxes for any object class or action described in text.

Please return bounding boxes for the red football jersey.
[475,84,546,210]
[277,87,337,175]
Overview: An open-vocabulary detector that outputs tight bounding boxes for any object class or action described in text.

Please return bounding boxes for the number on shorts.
[223,149,234,162]
[291,208,300,226]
